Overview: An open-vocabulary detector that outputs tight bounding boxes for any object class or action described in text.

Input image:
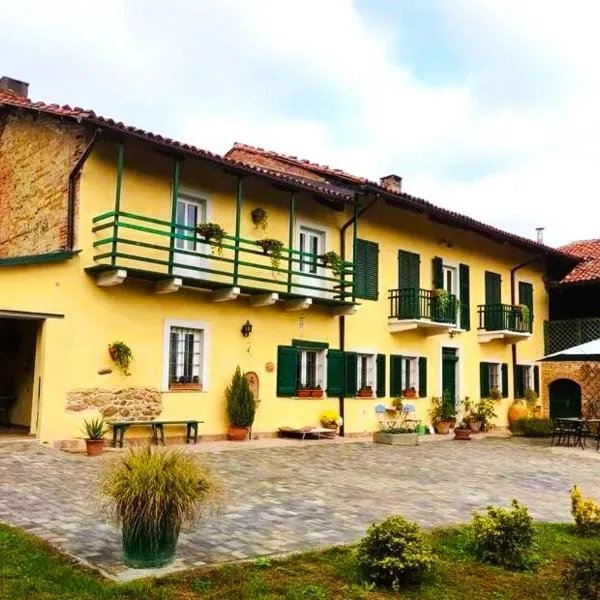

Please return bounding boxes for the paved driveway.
[1,437,599,580]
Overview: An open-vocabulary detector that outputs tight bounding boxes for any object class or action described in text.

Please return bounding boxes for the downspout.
[67,128,102,250]
[510,255,542,397]
[337,193,379,436]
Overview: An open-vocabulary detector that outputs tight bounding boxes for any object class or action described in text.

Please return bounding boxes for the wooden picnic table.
[110,419,203,448]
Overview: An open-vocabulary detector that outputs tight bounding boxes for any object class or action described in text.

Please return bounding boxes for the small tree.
[226,366,255,428]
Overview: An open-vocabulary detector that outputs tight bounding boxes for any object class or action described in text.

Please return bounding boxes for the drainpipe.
[337,193,379,436]
[510,255,542,396]
[67,128,102,250]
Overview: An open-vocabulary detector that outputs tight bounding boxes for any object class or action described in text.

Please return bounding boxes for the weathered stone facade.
[65,387,163,421]
[541,361,600,417]
[0,110,88,257]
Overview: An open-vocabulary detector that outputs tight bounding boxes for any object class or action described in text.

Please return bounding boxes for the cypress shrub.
[226,366,256,427]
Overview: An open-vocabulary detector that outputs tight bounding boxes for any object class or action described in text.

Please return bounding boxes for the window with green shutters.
[480,362,490,398]
[432,257,444,289]
[398,250,420,289]
[277,345,298,396]
[515,364,526,398]
[376,354,386,397]
[418,357,427,397]
[459,263,470,330]
[480,361,508,397]
[354,238,379,300]
[390,355,403,397]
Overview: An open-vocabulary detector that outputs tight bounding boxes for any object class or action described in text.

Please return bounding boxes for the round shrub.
[356,515,436,590]
[571,485,600,537]
[563,550,600,599]
[471,499,536,570]
[510,417,553,437]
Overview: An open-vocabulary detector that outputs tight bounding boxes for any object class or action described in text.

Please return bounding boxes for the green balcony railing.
[477,304,532,333]
[90,211,354,304]
[388,288,457,324]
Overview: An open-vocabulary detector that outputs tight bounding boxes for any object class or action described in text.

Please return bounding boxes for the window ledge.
[162,388,208,394]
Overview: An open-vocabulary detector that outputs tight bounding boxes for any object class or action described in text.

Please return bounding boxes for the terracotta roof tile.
[558,239,600,284]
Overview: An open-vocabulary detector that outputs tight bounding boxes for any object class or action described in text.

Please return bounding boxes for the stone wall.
[541,361,600,417]
[0,110,88,258]
[65,387,163,421]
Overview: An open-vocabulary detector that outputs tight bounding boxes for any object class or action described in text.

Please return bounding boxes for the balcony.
[86,211,356,314]
[388,288,457,334]
[477,304,532,343]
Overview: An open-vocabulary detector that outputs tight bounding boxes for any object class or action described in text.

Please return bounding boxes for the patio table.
[552,417,600,450]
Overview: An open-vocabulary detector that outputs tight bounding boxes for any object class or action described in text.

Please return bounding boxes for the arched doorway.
[549,378,582,418]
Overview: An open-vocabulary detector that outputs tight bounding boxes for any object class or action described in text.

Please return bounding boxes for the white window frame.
[523,364,535,392]
[162,319,210,391]
[401,355,419,394]
[297,347,327,389]
[442,260,460,328]
[356,353,377,393]
[488,361,503,395]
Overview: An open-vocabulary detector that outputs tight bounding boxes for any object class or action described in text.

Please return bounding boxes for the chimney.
[536,227,545,243]
[380,174,402,194]
[0,76,29,98]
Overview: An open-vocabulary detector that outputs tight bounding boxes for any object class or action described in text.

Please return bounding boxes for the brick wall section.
[541,361,600,417]
[0,110,88,258]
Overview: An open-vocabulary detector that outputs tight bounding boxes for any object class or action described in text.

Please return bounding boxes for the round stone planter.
[122,525,179,568]
[468,420,483,433]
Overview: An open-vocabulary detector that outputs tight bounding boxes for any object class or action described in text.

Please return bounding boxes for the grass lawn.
[1,522,598,599]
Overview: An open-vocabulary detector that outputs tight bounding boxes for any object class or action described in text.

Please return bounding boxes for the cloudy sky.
[1,1,597,246]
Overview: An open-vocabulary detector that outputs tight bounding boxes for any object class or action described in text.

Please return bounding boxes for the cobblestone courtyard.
[1,437,599,580]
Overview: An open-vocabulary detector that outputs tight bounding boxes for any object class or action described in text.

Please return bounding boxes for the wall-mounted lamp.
[241,320,253,337]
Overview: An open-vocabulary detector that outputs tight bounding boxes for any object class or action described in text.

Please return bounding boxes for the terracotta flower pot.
[310,389,324,398]
[85,439,105,457]
[402,390,417,399]
[228,426,249,441]
[454,428,472,441]
[508,401,528,425]
[468,420,483,433]
[433,420,451,435]
[297,389,311,398]
[448,417,457,429]
[358,390,373,398]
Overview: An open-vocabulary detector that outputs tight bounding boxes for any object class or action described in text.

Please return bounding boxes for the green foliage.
[511,417,553,437]
[254,556,272,569]
[471,500,537,570]
[102,447,221,553]
[475,397,497,431]
[519,304,531,327]
[563,549,600,600]
[191,577,213,593]
[524,388,539,412]
[197,222,226,255]
[571,485,600,537]
[488,387,502,401]
[251,207,269,230]
[226,366,256,427]
[108,341,133,375]
[81,417,108,440]
[285,583,330,599]
[429,395,455,421]
[379,426,417,434]
[356,515,436,590]
[321,251,344,276]
[257,238,284,270]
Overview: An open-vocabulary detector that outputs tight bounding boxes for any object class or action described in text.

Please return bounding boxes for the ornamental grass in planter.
[102,446,221,568]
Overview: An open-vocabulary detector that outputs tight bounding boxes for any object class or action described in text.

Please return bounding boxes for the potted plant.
[524,388,539,415]
[297,384,311,398]
[197,222,226,255]
[320,410,342,434]
[489,386,502,401]
[402,387,417,399]
[225,366,256,441]
[429,396,455,435]
[256,238,284,270]
[310,384,324,398]
[462,396,483,432]
[358,385,373,398]
[82,417,108,456]
[454,418,472,441]
[108,341,133,376]
[251,207,268,230]
[391,397,403,411]
[102,446,221,568]
[320,251,344,276]
[519,304,531,329]
[475,397,497,432]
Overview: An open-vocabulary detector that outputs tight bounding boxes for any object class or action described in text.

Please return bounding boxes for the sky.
[1,0,598,247]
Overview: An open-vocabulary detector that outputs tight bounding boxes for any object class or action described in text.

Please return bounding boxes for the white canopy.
[539,338,600,361]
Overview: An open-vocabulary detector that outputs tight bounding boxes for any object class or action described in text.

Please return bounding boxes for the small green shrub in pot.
[471,499,536,570]
[226,366,256,440]
[356,515,436,590]
[82,417,108,456]
[563,549,600,600]
[102,446,221,568]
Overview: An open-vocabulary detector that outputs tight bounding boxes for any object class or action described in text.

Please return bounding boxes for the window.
[356,353,376,392]
[480,361,508,398]
[402,356,419,391]
[390,354,420,397]
[515,364,537,398]
[162,319,209,391]
[296,348,326,389]
[489,363,500,392]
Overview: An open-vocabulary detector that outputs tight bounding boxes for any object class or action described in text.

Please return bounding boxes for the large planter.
[122,522,179,568]
[85,439,105,456]
[228,426,249,441]
[454,428,472,441]
[468,420,483,433]
[508,401,528,425]
[373,432,419,446]
[433,420,451,435]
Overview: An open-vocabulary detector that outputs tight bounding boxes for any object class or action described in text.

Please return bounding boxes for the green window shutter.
[376,354,386,397]
[344,352,358,396]
[432,257,443,289]
[485,271,502,304]
[390,355,403,397]
[501,363,509,398]
[277,345,298,397]
[534,365,540,395]
[326,349,344,397]
[514,365,525,398]
[418,356,427,397]
[459,263,470,331]
[354,239,379,300]
[480,362,490,398]
[398,250,420,289]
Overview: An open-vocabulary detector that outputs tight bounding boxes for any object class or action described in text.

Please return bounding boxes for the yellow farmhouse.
[0,76,579,445]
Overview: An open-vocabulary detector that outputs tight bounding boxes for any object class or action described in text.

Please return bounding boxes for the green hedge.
[511,417,553,437]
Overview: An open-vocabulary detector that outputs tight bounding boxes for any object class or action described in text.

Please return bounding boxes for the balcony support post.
[111,141,125,266]
[287,191,295,294]
[168,158,181,275]
[233,176,244,286]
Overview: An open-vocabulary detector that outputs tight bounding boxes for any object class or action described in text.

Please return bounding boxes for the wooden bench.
[110,420,203,448]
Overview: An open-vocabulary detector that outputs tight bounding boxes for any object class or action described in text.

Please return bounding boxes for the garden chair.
[399,403,421,431]
[375,403,400,429]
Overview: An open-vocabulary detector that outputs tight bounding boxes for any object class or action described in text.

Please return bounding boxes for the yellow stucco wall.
[0,137,548,442]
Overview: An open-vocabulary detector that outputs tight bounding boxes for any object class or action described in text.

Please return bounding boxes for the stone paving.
[1,436,600,581]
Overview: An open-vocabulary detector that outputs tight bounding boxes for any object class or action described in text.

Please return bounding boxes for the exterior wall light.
[241,320,253,337]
